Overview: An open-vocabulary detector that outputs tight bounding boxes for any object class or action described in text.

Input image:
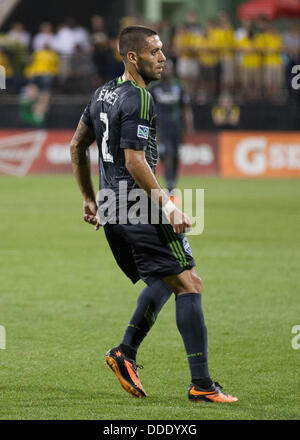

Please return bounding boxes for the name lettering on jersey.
[97,88,119,106]
[137,125,149,140]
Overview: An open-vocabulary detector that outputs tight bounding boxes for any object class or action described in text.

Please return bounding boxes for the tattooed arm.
[70,119,100,229]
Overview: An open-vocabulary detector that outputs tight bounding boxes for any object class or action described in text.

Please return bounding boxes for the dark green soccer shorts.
[104,223,195,285]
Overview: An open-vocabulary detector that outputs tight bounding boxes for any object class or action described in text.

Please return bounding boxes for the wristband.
[163,199,176,217]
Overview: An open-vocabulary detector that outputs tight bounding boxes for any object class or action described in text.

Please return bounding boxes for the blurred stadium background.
[1,0,300,176]
[0,0,299,421]
[1,0,300,177]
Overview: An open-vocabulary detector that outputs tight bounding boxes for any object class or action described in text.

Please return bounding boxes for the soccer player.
[70,25,237,403]
[149,59,193,194]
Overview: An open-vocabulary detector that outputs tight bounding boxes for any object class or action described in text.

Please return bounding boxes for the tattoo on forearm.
[70,120,95,165]
[70,147,89,165]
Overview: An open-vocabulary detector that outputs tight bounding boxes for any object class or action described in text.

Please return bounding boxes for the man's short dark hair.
[118,25,157,62]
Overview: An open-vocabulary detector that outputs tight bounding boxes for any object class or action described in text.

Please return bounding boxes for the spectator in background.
[89,14,110,87]
[119,15,139,30]
[67,44,94,94]
[5,22,30,91]
[234,18,252,42]
[261,23,284,100]
[55,20,78,83]
[173,23,199,100]
[212,91,240,128]
[55,17,90,53]
[173,10,202,89]
[90,15,108,45]
[32,22,56,51]
[55,20,78,56]
[54,17,90,85]
[234,18,253,96]
[283,22,300,60]
[158,19,173,48]
[195,21,220,103]
[157,19,174,61]
[236,28,262,100]
[184,10,202,34]
[6,22,30,48]
[216,11,236,95]
[108,38,124,78]
[283,23,300,102]
[91,38,111,87]
[67,17,90,52]
[20,43,59,126]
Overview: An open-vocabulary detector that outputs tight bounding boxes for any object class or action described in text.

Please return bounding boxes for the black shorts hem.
[146,262,196,280]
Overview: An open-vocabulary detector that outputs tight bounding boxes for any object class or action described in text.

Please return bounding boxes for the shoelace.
[132,362,144,372]
[120,351,144,372]
[213,381,232,397]
[214,381,223,390]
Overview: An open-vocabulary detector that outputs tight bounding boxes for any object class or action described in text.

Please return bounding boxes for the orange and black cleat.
[188,381,238,403]
[105,346,147,399]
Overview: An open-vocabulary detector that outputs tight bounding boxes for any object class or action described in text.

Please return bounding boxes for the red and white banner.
[2,129,299,178]
[0,130,219,176]
[178,132,218,176]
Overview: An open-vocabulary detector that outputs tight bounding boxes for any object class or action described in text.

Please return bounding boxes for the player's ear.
[127,51,138,65]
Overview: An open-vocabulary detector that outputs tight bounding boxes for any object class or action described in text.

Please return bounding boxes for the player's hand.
[83,199,101,231]
[169,207,192,234]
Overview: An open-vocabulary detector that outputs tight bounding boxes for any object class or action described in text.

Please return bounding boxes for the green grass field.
[0,175,299,420]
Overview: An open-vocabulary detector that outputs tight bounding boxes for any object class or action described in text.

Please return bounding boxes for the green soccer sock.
[175,293,211,383]
[121,279,172,359]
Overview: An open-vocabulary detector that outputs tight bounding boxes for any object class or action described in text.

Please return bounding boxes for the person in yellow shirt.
[212,92,240,128]
[261,25,284,99]
[194,22,220,102]
[255,21,284,100]
[236,29,262,99]
[24,44,59,86]
[215,13,236,95]
[20,43,59,126]
[173,24,200,99]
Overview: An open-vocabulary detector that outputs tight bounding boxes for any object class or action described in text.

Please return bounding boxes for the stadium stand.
[1,6,300,130]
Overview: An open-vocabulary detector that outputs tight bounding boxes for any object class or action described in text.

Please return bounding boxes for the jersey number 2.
[100,112,113,163]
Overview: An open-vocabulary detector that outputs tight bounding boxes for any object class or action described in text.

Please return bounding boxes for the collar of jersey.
[117,76,139,88]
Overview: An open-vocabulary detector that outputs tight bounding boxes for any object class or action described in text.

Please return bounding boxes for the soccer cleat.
[105,346,147,399]
[188,381,238,403]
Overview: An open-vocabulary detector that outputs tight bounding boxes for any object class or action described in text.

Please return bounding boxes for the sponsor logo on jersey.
[137,125,149,140]
[182,236,193,256]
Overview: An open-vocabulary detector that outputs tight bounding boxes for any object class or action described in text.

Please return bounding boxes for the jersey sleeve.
[119,87,152,151]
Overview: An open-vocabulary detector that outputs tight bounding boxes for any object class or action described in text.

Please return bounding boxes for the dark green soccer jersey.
[81,76,158,223]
